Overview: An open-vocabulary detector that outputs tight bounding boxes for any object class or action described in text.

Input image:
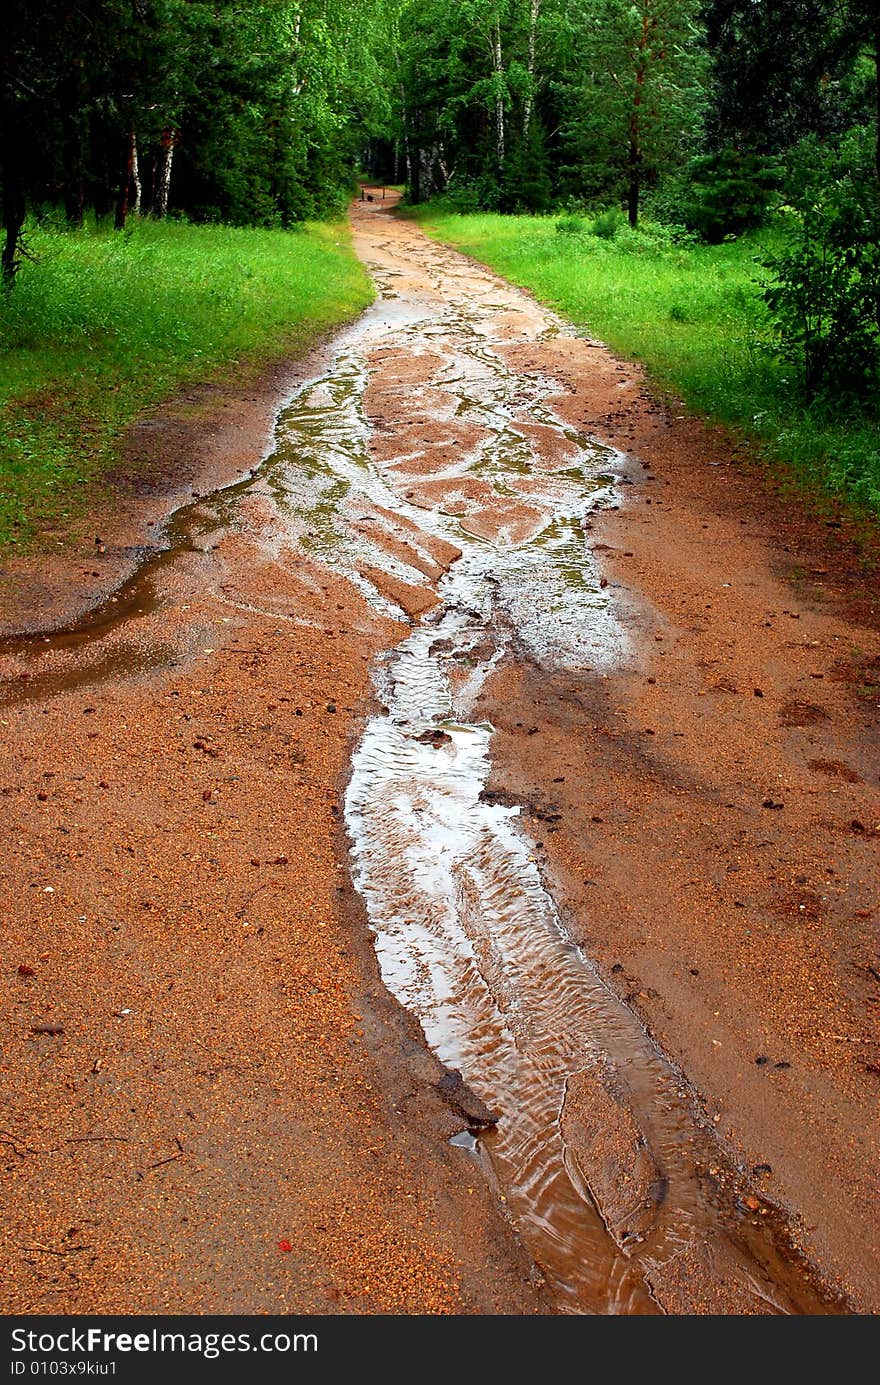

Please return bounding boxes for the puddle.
[449,1130,479,1153]
[344,538,833,1315]
[0,484,253,702]
[329,250,840,1314]
[0,641,179,709]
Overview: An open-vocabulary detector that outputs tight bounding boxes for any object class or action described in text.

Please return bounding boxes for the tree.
[0,0,400,268]
[764,127,880,405]
[702,0,877,158]
[554,0,706,226]
[395,0,565,207]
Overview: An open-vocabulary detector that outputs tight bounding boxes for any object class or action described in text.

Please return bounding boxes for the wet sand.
[0,193,877,1314]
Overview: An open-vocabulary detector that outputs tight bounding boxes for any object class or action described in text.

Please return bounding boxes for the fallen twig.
[149,1152,184,1170]
[141,1141,185,1176]
[0,1130,50,1156]
[65,1134,129,1144]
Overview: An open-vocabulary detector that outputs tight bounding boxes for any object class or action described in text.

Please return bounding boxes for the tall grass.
[408,206,880,518]
[0,215,373,549]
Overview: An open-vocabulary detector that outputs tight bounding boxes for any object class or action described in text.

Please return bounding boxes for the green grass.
[0,215,373,550]
[406,205,880,519]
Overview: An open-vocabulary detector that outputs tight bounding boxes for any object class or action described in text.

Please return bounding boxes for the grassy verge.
[406,205,880,519]
[0,216,373,550]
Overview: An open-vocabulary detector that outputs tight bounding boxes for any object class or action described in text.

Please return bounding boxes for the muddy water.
[344,569,823,1314]
[0,210,839,1314]
[328,234,837,1314]
[265,251,829,1310]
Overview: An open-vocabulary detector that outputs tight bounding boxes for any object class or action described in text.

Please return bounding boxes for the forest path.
[343,194,879,1313]
[0,193,876,1315]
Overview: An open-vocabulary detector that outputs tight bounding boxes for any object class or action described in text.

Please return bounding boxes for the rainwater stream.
[265,273,834,1314]
[0,229,839,1314]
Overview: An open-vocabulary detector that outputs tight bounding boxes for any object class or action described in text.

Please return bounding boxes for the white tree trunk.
[399,84,413,191]
[492,21,505,170]
[523,0,541,139]
[155,130,175,219]
[131,133,141,215]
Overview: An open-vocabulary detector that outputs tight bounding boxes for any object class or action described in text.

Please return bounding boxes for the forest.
[2,1,880,525]
[3,3,878,234]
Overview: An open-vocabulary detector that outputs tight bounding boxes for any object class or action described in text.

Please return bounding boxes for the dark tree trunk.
[627,136,640,228]
[628,14,649,230]
[1,55,27,282]
[407,108,422,204]
[398,82,414,202]
[2,173,26,287]
[114,128,136,230]
[92,119,114,219]
[410,139,421,203]
[61,65,86,227]
[64,178,85,228]
[875,16,880,183]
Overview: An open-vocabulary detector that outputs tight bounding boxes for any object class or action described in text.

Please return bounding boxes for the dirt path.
[0,193,877,1315]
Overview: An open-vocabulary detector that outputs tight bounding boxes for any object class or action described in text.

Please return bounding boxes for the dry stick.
[65,1134,128,1144]
[143,1139,185,1174]
[145,1152,184,1172]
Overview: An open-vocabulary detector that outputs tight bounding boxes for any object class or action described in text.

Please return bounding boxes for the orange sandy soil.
[0,194,877,1315]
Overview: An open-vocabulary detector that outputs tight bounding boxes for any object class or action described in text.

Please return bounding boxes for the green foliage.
[678,148,783,242]
[439,182,486,213]
[555,214,586,234]
[0,0,397,247]
[590,207,623,239]
[395,0,707,217]
[0,216,373,548]
[500,119,555,212]
[702,0,877,154]
[443,174,506,212]
[552,0,708,224]
[764,130,880,404]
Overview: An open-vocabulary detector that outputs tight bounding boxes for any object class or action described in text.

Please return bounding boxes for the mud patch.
[779,700,832,726]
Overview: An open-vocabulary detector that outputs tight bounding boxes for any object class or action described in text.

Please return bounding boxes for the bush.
[555,214,586,235]
[763,132,880,405]
[681,148,782,243]
[500,121,554,213]
[591,207,623,240]
[442,175,502,213]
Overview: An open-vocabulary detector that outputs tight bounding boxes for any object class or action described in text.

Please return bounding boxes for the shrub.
[500,121,554,213]
[442,174,502,213]
[555,214,586,235]
[591,207,623,240]
[681,148,782,243]
[763,133,880,405]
